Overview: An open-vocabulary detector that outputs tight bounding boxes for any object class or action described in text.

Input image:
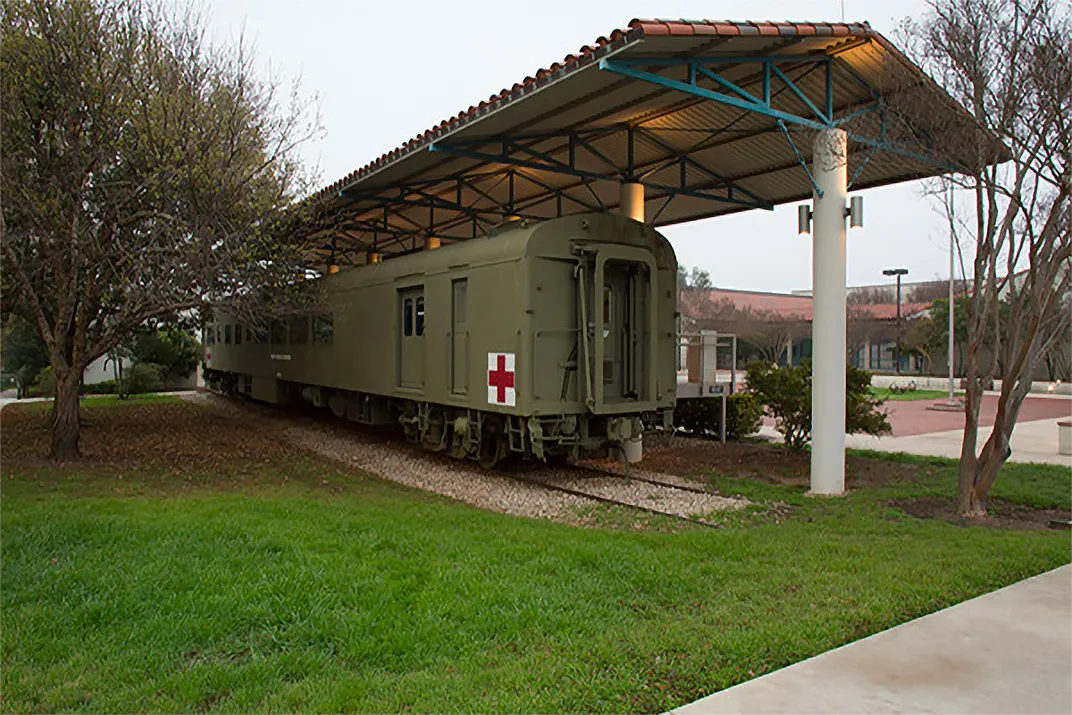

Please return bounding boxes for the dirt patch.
[895,496,1072,531]
[1,400,289,469]
[640,432,928,489]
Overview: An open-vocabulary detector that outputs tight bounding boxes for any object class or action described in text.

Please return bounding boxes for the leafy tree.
[746,360,891,452]
[1,0,321,459]
[130,324,199,382]
[1,316,49,397]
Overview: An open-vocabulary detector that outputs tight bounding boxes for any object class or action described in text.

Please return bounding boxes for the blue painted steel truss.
[599,55,958,190]
[428,132,774,211]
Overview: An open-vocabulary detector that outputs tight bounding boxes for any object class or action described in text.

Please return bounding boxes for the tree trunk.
[51,371,82,461]
[957,484,987,517]
[956,343,985,517]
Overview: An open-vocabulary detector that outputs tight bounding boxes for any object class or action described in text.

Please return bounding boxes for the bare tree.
[906,0,1071,515]
[677,265,716,328]
[906,279,963,303]
[1,0,322,459]
[693,299,808,365]
[847,286,893,306]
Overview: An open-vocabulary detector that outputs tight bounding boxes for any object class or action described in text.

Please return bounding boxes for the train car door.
[593,259,648,405]
[601,277,624,398]
[398,286,425,389]
[451,279,468,394]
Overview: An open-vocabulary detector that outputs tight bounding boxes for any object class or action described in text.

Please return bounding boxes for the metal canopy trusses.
[428,127,775,210]
[599,54,957,186]
[306,19,1003,270]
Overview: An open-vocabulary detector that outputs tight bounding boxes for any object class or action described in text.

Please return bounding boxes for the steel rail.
[568,463,715,496]
[509,473,720,530]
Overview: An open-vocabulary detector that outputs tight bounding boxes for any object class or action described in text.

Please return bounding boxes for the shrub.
[746,361,811,450]
[746,360,891,451]
[122,363,164,395]
[82,380,117,395]
[673,392,762,440]
[728,392,763,438]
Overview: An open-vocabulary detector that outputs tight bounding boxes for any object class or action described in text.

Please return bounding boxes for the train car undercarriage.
[205,368,662,468]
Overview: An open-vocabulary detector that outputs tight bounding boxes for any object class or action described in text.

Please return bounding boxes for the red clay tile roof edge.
[313,18,874,203]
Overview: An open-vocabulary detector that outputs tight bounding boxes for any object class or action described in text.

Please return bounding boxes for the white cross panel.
[487,352,516,407]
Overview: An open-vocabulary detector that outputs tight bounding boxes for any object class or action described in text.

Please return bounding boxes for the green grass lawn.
[870,387,959,402]
[1,401,1069,713]
[9,393,182,414]
[79,392,182,405]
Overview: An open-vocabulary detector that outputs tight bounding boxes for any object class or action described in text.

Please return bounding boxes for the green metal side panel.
[208,213,677,418]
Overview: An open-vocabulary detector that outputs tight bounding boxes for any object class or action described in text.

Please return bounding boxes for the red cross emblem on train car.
[487,352,516,407]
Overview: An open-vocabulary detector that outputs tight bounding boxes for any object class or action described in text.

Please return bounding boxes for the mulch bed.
[1,400,288,471]
[895,497,1072,532]
[640,432,925,489]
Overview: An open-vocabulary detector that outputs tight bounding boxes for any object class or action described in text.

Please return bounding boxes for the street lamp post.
[883,268,909,374]
[948,211,957,406]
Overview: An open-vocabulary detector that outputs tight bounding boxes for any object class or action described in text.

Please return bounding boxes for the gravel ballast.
[182,392,746,526]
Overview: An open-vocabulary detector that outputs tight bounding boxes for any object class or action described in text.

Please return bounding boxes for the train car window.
[205,326,214,346]
[245,326,254,344]
[216,326,221,344]
[415,297,425,336]
[254,327,267,344]
[270,319,287,345]
[452,282,467,324]
[234,324,243,345]
[289,316,309,345]
[403,298,413,336]
[313,314,334,345]
[224,325,232,344]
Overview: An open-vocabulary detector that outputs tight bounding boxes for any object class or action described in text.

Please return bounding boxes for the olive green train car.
[205,213,677,465]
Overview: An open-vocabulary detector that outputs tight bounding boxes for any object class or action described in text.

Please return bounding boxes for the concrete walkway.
[673,565,1072,715]
[757,419,1072,468]
[757,418,1072,468]
[846,418,1072,467]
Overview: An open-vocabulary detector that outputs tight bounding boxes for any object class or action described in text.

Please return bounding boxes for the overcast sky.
[202,0,959,293]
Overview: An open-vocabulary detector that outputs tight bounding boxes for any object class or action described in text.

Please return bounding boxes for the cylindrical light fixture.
[849,196,864,229]
[798,205,812,235]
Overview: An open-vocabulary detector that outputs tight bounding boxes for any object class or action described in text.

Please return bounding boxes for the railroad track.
[204,390,726,529]
[512,472,722,529]
[568,462,715,496]
[508,460,724,529]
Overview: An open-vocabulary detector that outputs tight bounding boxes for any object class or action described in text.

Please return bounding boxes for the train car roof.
[323,213,675,286]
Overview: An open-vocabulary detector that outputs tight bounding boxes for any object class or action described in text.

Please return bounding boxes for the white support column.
[810,128,848,496]
[620,181,644,464]
[620,182,645,223]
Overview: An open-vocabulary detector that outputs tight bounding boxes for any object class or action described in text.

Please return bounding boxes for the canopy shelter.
[307,18,1001,267]
[305,18,1001,494]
